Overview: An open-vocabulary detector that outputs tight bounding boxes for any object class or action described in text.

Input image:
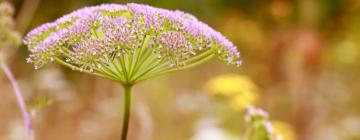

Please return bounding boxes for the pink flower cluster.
[24,3,241,71]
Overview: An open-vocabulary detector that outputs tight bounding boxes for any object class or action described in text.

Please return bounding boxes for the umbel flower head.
[24,3,241,85]
[24,3,242,139]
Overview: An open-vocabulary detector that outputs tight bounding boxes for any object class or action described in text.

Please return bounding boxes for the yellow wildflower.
[230,92,259,111]
[206,74,258,96]
[206,74,260,111]
[271,121,297,140]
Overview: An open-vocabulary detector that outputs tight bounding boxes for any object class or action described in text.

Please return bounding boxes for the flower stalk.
[0,61,34,140]
[121,85,133,140]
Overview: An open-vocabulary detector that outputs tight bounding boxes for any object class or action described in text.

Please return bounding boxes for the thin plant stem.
[121,85,133,140]
[0,62,34,140]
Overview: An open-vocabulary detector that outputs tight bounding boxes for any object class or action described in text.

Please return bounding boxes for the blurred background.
[1,0,360,140]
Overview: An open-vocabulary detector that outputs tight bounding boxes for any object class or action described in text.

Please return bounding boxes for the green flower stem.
[124,53,132,77]
[110,59,126,81]
[58,49,123,81]
[54,58,121,82]
[131,58,165,82]
[119,55,129,82]
[133,49,158,75]
[129,35,151,78]
[121,85,133,140]
[136,51,215,83]
[131,46,155,75]
[149,49,214,76]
